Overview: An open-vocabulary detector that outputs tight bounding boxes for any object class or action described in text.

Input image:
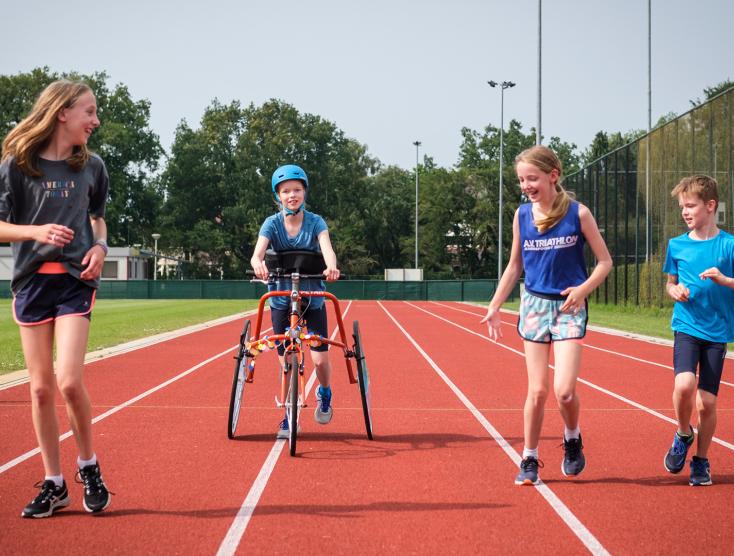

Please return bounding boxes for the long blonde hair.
[1,79,93,176]
[515,145,573,232]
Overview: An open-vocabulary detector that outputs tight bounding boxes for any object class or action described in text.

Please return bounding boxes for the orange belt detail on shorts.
[37,262,68,274]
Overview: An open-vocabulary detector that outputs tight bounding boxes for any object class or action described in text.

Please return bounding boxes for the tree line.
[2,68,729,279]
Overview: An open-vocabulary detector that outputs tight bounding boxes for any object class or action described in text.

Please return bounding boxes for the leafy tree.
[690,78,734,106]
[160,99,378,278]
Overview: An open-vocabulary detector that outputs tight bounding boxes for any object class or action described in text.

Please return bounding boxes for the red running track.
[0,300,732,554]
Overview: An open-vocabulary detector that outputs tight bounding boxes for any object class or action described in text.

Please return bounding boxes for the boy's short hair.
[671,175,719,209]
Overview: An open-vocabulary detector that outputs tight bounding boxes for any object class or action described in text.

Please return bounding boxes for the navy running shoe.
[664,428,694,474]
[689,456,712,486]
[562,435,586,476]
[314,385,333,424]
[515,457,543,485]
[21,480,70,518]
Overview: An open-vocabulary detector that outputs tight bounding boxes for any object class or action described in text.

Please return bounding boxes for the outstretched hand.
[480,307,502,340]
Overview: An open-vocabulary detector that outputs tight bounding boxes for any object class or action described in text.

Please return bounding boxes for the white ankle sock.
[45,474,64,487]
[77,454,97,469]
[564,427,581,441]
[522,447,538,459]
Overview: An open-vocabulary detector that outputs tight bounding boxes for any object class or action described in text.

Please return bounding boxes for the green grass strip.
[0,299,258,375]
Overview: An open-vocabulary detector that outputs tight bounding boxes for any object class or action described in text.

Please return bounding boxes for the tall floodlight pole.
[537,0,542,145]
[152,233,161,281]
[413,141,421,269]
[488,80,516,281]
[646,0,651,262]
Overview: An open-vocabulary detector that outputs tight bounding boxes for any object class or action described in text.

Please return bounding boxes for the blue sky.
[3,0,732,169]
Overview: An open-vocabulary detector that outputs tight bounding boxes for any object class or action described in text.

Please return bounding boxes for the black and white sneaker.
[76,463,112,513]
[562,435,586,476]
[21,480,70,518]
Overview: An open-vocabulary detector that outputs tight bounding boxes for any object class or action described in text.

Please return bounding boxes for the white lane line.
[216,301,353,556]
[430,301,734,388]
[379,301,609,556]
[408,302,734,451]
[0,345,238,476]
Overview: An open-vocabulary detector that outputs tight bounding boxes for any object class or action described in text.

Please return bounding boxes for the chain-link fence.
[565,87,733,307]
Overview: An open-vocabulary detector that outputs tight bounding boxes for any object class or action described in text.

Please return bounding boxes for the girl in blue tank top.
[480,146,612,486]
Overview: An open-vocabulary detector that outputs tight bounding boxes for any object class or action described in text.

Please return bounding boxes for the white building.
[0,246,150,280]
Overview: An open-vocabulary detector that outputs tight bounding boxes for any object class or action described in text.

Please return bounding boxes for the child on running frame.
[251,164,340,438]
[0,80,112,517]
[662,175,734,486]
[480,145,612,485]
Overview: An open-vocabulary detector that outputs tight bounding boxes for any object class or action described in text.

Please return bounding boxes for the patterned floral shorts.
[517,289,587,343]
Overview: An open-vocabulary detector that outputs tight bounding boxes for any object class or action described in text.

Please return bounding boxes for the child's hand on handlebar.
[323,266,340,282]
[252,260,269,281]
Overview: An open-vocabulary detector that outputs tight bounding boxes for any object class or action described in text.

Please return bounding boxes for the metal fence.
[565,87,733,307]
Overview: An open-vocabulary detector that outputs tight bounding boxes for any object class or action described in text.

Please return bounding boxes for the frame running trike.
[227,250,373,456]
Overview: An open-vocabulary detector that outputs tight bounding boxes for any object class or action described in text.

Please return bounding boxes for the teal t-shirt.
[258,210,327,310]
[663,230,734,343]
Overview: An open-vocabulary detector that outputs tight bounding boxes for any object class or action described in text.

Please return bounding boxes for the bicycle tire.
[287,351,299,455]
[227,320,251,439]
[353,320,373,440]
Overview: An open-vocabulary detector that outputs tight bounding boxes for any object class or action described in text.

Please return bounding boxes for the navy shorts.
[13,269,96,326]
[673,331,727,396]
[270,304,329,355]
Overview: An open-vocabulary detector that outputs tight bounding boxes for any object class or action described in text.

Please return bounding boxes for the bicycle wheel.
[286,351,300,456]
[227,320,251,439]
[353,320,373,440]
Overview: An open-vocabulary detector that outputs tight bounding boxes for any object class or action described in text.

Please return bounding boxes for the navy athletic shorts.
[673,331,727,396]
[13,263,96,326]
[270,304,329,355]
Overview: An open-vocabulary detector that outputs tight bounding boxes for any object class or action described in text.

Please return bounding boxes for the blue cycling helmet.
[271,164,309,215]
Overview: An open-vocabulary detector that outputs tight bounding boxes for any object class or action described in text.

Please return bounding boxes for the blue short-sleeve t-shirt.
[663,230,734,343]
[258,210,328,310]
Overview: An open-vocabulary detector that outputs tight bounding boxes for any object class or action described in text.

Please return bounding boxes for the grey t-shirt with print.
[0,154,109,293]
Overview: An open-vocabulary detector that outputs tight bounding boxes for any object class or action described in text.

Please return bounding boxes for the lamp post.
[413,140,421,269]
[151,233,161,281]
[537,0,542,145]
[488,80,516,281]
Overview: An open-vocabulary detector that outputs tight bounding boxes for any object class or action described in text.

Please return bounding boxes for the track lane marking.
[430,301,734,388]
[408,302,734,451]
[216,301,353,556]
[0,345,238,476]
[379,301,609,556]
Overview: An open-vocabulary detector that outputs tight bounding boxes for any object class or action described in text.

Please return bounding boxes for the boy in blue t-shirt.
[662,175,734,486]
[251,165,340,438]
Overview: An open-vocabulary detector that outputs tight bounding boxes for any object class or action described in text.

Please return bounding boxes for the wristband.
[94,239,109,255]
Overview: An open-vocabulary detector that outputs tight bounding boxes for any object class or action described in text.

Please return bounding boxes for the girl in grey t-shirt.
[0,80,112,517]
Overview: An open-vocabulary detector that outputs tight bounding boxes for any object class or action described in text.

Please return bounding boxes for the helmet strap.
[279,201,304,216]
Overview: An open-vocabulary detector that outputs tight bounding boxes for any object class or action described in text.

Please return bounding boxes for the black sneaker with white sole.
[21,480,70,518]
[76,463,112,513]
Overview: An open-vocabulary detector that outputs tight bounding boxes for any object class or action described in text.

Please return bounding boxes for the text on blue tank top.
[520,201,588,296]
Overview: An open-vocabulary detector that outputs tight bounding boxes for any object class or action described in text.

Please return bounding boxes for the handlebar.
[246,269,327,281]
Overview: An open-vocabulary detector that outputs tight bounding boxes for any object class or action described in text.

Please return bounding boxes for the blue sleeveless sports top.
[519,200,588,297]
